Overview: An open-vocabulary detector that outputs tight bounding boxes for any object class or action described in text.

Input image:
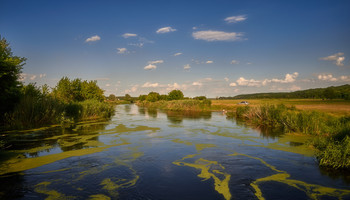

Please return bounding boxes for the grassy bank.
[137,99,212,111]
[235,104,350,169]
[5,97,115,130]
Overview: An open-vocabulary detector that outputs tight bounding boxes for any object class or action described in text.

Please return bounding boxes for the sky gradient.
[1,0,349,97]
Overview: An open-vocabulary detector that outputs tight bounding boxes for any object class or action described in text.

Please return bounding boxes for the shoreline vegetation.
[136,90,350,170]
[1,35,349,171]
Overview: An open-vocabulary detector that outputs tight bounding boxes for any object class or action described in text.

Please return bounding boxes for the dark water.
[1,104,350,200]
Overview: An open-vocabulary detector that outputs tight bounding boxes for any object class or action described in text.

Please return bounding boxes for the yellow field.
[211,99,350,116]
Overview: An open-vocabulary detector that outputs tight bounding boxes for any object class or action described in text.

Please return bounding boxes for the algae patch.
[35,181,75,200]
[228,152,350,200]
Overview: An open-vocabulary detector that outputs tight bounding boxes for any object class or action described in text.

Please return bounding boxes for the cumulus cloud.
[236,77,262,87]
[39,74,46,78]
[149,60,164,64]
[318,74,338,82]
[174,52,182,56]
[144,64,157,70]
[270,72,299,83]
[105,84,111,87]
[320,52,345,66]
[224,77,229,82]
[192,82,202,86]
[290,85,301,91]
[142,82,159,88]
[206,60,213,64]
[192,30,243,42]
[143,60,164,70]
[184,64,191,70]
[231,60,239,64]
[156,26,177,34]
[117,48,128,54]
[122,33,137,38]
[85,35,101,42]
[229,82,237,87]
[125,85,138,93]
[224,15,247,23]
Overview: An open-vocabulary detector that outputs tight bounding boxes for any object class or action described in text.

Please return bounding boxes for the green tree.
[167,90,184,100]
[146,92,160,102]
[194,96,207,100]
[138,95,147,101]
[108,94,116,101]
[53,77,104,102]
[324,87,336,100]
[0,36,26,118]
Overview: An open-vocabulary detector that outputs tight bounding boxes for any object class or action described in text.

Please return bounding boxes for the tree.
[168,90,184,100]
[138,95,147,101]
[108,94,116,101]
[324,87,336,100]
[53,77,104,102]
[146,92,160,102]
[0,36,26,117]
[194,96,207,100]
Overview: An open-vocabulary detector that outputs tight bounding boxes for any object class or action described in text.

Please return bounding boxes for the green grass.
[235,104,350,170]
[4,97,115,130]
[137,99,212,111]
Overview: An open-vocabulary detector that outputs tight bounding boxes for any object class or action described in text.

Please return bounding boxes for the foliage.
[138,95,147,101]
[137,99,212,111]
[167,90,184,100]
[0,36,26,120]
[124,94,133,102]
[236,104,350,169]
[194,96,207,100]
[223,84,350,100]
[108,94,117,101]
[146,92,160,102]
[5,81,114,130]
[52,77,104,103]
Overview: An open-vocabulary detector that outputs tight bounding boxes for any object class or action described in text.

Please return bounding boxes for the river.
[0,104,349,200]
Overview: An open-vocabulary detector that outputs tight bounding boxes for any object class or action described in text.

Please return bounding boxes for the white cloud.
[290,85,301,91]
[117,48,128,54]
[192,82,202,86]
[224,77,229,82]
[142,82,159,88]
[39,74,46,78]
[122,33,137,38]
[231,60,239,64]
[192,30,243,41]
[236,77,262,87]
[320,52,345,66]
[224,15,247,23]
[156,26,177,34]
[340,76,350,81]
[206,60,213,64]
[105,84,111,87]
[229,82,237,87]
[174,52,182,56]
[30,75,36,80]
[149,60,164,64]
[318,74,338,82]
[270,72,299,83]
[85,35,101,42]
[184,64,191,70]
[125,85,138,93]
[144,64,157,70]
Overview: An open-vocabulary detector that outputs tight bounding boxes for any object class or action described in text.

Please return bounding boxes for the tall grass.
[5,97,115,130]
[235,104,350,169]
[137,99,211,111]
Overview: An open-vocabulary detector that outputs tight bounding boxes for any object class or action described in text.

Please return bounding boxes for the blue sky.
[1,0,349,97]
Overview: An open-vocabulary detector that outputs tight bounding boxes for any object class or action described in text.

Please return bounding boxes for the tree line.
[219,84,350,100]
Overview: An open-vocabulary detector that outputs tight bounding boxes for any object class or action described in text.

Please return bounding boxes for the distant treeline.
[219,84,350,100]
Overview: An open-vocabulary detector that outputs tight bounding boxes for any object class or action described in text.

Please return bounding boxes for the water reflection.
[166,110,212,124]
[1,104,350,200]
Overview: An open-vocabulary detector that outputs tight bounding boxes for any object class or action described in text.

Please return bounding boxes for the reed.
[235,104,350,169]
[137,99,211,111]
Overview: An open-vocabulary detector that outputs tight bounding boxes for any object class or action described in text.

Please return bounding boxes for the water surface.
[1,104,349,199]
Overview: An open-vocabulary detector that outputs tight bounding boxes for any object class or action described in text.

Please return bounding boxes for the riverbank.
[137,99,350,170]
